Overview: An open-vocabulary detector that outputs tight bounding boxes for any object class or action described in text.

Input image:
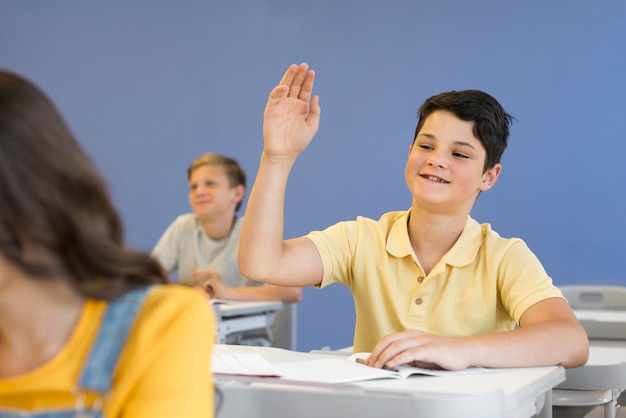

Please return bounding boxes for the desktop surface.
[212,300,283,318]
[556,340,626,391]
[213,345,564,418]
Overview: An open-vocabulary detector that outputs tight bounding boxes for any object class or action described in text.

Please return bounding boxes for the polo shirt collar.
[446,216,482,267]
[386,210,482,267]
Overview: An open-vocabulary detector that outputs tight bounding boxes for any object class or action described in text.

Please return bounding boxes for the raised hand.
[263,63,321,160]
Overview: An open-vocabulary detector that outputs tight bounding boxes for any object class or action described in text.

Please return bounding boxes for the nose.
[427,149,448,169]
[194,184,208,196]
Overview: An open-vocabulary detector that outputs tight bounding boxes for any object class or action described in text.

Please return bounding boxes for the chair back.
[560,285,626,310]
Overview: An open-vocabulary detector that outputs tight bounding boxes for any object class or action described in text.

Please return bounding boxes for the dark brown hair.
[413,90,514,172]
[0,69,166,300]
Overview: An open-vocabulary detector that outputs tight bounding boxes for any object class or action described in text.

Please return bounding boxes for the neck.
[200,214,236,240]
[0,259,85,377]
[407,207,468,275]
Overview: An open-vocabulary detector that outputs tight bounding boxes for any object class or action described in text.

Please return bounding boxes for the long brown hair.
[0,69,166,299]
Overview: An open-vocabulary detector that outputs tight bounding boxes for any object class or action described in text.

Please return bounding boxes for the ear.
[232,184,245,204]
[479,163,502,192]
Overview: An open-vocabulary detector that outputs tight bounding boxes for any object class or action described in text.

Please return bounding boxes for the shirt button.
[417,276,424,283]
[414,298,422,305]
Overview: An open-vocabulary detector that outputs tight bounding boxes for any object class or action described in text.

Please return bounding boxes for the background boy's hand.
[193,268,230,299]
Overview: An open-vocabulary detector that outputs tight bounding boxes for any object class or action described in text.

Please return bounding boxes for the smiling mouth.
[420,174,449,184]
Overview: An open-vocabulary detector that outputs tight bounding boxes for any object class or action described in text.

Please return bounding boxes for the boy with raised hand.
[239,63,588,370]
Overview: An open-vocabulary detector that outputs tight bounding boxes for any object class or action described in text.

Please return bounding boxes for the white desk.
[573,309,626,340]
[211,301,282,344]
[213,345,565,418]
[552,309,626,418]
[556,341,626,390]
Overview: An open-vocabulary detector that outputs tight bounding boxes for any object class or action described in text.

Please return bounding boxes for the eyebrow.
[417,133,477,150]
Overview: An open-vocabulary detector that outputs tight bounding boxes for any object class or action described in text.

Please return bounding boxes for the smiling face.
[405,110,501,214]
[188,164,244,221]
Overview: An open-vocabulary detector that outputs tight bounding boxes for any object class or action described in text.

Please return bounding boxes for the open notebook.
[212,346,493,384]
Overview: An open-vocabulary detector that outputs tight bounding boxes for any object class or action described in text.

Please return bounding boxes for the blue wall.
[2,0,625,352]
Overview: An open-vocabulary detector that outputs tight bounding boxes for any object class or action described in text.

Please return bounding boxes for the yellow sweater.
[0,285,215,417]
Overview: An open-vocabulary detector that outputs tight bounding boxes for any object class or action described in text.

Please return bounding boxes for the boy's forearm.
[239,153,295,282]
[224,285,302,303]
[466,319,589,369]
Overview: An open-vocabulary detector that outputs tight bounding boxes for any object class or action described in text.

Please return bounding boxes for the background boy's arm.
[212,283,302,303]
[367,297,589,370]
[239,63,323,287]
[196,268,303,302]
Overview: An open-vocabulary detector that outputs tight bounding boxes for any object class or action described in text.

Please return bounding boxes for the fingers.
[202,282,215,297]
[197,272,230,299]
[368,330,429,368]
[276,63,315,100]
[289,64,310,100]
[277,63,301,87]
[307,94,321,129]
[266,84,289,107]
[264,63,320,144]
[368,332,407,368]
[369,331,467,371]
[298,68,315,101]
[287,63,307,99]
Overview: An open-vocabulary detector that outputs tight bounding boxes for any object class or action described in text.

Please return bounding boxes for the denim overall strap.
[0,286,154,418]
[78,286,153,393]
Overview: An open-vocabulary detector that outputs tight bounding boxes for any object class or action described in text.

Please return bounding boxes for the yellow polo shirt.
[0,285,215,417]
[307,210,563,352]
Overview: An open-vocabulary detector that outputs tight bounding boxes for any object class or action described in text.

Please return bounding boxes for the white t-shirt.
[152,214,260,288]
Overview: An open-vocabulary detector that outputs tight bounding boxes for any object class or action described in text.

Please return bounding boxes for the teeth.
[423,175,447,183]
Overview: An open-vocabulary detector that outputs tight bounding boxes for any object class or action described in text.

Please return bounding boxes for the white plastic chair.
[552,285,626,418]
[561,285,626,310]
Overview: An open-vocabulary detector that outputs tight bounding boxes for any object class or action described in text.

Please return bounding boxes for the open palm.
[263,63,321,159]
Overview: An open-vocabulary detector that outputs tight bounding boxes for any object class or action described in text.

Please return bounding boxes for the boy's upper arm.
[278,236,324,287]
[518,297,578,327]
[518,297,589,367]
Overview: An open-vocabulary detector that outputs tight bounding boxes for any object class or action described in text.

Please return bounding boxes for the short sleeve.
[110,285,215,417]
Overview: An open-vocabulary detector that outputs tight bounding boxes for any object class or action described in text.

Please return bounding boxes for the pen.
[355,357,399,372]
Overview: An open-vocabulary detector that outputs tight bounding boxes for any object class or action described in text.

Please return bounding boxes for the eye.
[419,143,434,151]
[452,152,469,159]
[189,184,197,191]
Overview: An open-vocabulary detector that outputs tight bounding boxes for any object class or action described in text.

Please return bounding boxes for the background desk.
[573,309,626,340]
[553,338,626,418]
[213,345,565,418]
[556,341,626,391]
[553,287,626,417]
[211,301,282,345]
